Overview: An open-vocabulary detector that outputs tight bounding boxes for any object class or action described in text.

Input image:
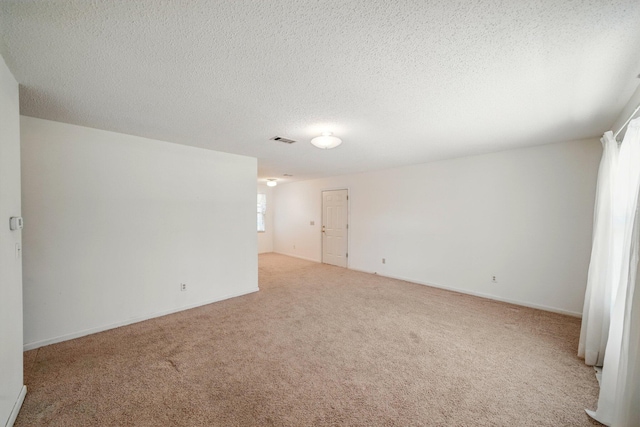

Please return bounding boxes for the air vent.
[283,173,293,177]
[270,136,296,144]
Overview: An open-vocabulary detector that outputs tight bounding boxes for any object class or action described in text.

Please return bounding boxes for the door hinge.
[346,252,348,258]
[347,195,349,200]
[346,224,349,229]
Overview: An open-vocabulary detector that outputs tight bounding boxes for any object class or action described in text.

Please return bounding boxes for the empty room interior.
[2,1,640,426]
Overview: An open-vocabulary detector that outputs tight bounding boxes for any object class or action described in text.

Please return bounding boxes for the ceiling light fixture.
[310,132,342,149]
[266,179,277,187]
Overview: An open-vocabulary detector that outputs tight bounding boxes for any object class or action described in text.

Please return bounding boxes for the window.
[257,193,266,232]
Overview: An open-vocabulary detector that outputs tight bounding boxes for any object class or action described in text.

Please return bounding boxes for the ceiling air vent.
[270,136,296,144]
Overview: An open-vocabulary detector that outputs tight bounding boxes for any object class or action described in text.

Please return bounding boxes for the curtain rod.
[614,104,640,140]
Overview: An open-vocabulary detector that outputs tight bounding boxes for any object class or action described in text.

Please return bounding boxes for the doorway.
[321,189,348,268]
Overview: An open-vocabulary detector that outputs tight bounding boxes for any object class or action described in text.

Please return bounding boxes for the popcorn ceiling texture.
[1,1,640,181]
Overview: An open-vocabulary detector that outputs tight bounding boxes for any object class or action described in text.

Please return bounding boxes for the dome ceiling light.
[266,179,277,187]
[310,132,342,149]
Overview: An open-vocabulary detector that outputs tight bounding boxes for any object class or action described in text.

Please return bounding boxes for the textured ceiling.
[2,1,640,183]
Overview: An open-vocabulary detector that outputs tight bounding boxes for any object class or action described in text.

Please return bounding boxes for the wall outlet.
[382,258,386,264]
[310,221,315,226]
[492,276,497,283]
[293,244,296,249]
[180,283,187,292]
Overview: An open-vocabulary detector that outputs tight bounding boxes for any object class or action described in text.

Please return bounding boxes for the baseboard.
[23,288,259,351]
[271,254,581,317]
[348,268,582,318]
[273,251,320,263]
[5,385,26,427]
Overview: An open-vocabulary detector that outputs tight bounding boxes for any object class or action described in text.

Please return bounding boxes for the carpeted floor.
[16,253,601,426]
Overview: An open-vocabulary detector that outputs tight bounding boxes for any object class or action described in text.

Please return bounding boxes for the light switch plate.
[9,217,23,230]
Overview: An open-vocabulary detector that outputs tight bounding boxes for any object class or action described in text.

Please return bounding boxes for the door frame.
[320,187,350,268]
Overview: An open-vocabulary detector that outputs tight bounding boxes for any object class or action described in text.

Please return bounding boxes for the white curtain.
[613,223,640,425]
[579,131,619,366]
[584,117,640,426]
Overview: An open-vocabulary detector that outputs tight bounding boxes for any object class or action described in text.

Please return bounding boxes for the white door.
[322,189,348,267]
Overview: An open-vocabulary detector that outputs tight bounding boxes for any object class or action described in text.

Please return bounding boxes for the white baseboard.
[347,268,582,318]
[273,251,320,263]
[5,385,26,427]
[23,288,259,351]
[271,253,580,317]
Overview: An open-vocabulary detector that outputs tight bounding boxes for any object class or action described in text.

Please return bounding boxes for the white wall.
[274,139,601,316]
[21,117,258,349]
[257,184,274,254]
[0,55,26,427]
[612,84,640,141]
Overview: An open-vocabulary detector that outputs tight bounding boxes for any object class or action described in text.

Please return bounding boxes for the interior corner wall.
[257,184,274,254]
[0,54,25,427]
[21,117,258,350]
[273,139,602,316]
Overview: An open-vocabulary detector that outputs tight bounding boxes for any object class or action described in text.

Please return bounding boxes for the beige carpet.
[16,253,601,426]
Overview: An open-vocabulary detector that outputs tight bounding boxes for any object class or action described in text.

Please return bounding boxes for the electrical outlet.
[310,221,315,226]
[382,258,386,264]
[492,276,497,283]
[180,283,187,292]
[293,244,296,249]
